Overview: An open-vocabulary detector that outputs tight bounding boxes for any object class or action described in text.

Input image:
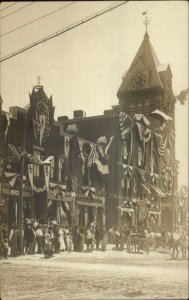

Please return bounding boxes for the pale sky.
[0,1,188,186]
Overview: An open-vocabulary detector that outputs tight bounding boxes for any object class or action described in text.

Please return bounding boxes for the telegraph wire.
[0,1,129,63]
[0,2,17,13]
[0,2,34,20]
[0,1,78,38]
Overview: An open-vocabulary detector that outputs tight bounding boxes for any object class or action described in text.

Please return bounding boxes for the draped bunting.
[136,168,146,183]
[119,112,134,140]
[4,172,18,187]
[162,167,173,191]
[78,140,85,174]
[133,114,150,126]
[123,164,132,178]
[33,184,46,193]
[49,183,66,197]
[82,186,96,199]
[150,172,158,185]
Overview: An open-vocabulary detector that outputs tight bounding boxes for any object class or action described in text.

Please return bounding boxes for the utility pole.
[18,110,27,255]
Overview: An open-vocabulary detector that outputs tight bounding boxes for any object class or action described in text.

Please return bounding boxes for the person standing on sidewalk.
[36,224,44,254]
[9,224,18,257]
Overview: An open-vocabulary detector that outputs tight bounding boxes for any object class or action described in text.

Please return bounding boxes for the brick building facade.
[0,32,184,232]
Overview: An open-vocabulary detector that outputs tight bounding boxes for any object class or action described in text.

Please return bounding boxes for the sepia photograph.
[0,1,188,299]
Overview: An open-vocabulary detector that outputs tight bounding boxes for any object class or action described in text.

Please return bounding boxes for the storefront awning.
[139,183,151,195]
[150,185,166,198]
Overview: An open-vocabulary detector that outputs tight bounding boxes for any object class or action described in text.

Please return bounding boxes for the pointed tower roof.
[117,33,168,96]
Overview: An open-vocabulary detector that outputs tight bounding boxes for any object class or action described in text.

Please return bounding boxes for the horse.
[166,231,188,259]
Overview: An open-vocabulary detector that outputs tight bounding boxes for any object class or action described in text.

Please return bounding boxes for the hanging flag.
[78,139,85,174]
[4,113,12,139]
[44,164,51,191]
[82,186,96,199]
[119,112,134,140]
[64,135,70,158]
[88,145,97,167]
[28,163,34,190]
[8,144,21,160]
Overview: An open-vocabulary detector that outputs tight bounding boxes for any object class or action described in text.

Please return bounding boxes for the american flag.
[88,145,97,167]
[119,112,134,140]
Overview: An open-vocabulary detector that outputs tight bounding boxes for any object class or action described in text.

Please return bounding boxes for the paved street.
[0,248,188,300]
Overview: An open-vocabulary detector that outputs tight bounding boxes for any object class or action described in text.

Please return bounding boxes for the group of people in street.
[0,219,188,259]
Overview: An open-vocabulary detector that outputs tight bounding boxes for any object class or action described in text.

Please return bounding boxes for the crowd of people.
[0,220,188,260]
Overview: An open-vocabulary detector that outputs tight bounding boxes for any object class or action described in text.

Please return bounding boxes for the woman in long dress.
[59,226,66,251]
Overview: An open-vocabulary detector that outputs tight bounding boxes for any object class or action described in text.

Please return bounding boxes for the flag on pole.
[28,164,34,190]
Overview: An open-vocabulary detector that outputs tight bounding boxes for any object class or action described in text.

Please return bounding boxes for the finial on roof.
[35,75,43,90]
[142,10,150,38]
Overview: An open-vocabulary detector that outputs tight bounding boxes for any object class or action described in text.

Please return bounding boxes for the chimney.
[73,110,86,119]
[58,116,69,122]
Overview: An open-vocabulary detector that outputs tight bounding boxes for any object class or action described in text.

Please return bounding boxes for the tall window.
[50,157,55,179]
[58,156,63,181]
[33,150,40,177]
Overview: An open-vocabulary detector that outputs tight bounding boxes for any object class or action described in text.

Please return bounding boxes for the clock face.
[131,72,146,89]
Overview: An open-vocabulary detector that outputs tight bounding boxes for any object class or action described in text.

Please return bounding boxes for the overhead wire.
[0,1,78,38]
[0,1,129,63]
[0,2,17,13]
[0,2,34,20]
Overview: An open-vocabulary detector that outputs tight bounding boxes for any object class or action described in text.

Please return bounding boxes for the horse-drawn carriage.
[128,232,150,254]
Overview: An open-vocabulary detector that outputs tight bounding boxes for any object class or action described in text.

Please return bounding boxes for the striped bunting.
[69,198,80,216]
[88,145,97,167]
[158,135,167,156]
[119,112,134,140]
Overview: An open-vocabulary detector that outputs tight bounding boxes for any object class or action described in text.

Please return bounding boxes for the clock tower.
[117,31,176,119]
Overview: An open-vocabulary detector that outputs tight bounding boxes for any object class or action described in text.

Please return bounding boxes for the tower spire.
[35,75,43,90]
[142,10,150,38]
